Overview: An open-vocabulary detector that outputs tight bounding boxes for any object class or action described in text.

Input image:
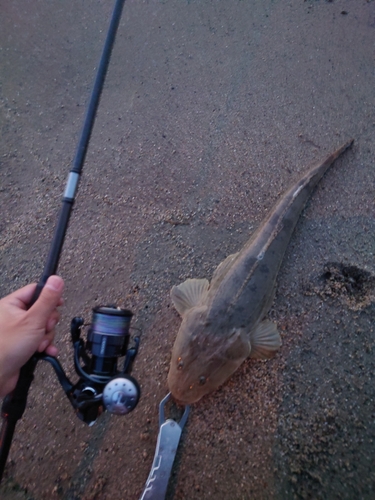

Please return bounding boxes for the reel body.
[42,305,141,425]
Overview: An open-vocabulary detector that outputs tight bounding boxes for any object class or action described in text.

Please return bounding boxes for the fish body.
[168,140,353,404]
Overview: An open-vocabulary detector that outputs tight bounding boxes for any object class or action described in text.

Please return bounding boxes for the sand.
[0,0,374,499]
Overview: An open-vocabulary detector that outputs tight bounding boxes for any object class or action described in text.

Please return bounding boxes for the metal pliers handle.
[140,393,190,500]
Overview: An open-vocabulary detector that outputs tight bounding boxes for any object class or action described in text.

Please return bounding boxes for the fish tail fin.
[250,320,281,359]
[311,138,354,184]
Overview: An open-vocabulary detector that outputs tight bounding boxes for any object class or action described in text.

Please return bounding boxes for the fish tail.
[316,139,354,178]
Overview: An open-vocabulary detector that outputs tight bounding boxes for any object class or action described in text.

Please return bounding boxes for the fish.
[167,139,354,404]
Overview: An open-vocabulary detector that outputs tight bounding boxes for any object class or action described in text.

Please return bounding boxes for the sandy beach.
[1,1,374,498]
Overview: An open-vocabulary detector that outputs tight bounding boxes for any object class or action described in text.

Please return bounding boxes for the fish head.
[167,306,249,404]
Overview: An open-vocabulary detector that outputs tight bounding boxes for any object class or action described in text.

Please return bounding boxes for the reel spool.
[87,306,133,376]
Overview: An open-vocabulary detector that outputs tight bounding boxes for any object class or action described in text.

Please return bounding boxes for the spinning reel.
[40,306,141,425]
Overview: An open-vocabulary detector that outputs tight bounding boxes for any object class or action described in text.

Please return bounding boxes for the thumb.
[28,276,64,325]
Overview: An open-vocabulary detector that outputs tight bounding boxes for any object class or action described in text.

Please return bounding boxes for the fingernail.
[46,276,64,292]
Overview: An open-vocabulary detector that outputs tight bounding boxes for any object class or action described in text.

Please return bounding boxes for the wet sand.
[1,1,374,499]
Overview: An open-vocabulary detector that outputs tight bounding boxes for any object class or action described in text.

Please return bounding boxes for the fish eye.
[199,376,206,386]
[177,357,184,370]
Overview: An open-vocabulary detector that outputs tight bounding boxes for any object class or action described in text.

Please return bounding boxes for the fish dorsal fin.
[211,252,239,285]
[249,320,282,359]
[170,278,210,317]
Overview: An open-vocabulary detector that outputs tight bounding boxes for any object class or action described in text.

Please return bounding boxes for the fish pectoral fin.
[249,320,282,359]
[170,278,210,316]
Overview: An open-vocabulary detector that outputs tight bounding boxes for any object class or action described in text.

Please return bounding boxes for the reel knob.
[103,376,140,415]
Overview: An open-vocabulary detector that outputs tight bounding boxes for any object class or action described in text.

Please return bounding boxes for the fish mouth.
[168,348,239,405]
[168,363,228,405]
[170,391,203,406]
[168,373,203,405]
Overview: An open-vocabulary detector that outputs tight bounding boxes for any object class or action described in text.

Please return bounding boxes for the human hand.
[0,275,64,397]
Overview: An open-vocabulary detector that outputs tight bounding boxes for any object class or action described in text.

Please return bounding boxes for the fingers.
[6,283,38,310]
[45,344,58,357]
[37,330,55,353]
[46,309,60,333]
[37,331,58,357]
[40,303,61,353]
[28,276,64,325]
[3,279,64,310]
[33,276,63,355]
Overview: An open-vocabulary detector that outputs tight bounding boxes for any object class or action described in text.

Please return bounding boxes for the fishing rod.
[0,0,141,481]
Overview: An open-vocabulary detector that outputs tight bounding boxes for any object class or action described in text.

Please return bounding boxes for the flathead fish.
[167,140,353,404]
